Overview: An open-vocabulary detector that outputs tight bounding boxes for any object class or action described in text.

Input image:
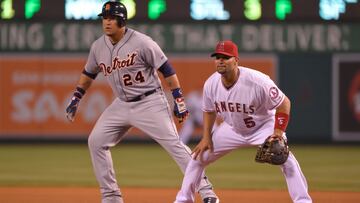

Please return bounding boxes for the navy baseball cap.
[211,40,239,58]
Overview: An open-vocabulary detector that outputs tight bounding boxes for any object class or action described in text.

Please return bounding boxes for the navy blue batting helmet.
[98,1,127,27]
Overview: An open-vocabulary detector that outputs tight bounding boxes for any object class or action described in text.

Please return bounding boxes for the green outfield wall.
[1,22,360,52]
[1,22,359,142]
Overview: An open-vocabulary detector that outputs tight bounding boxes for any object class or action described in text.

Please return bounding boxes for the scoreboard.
[1,0,360,22]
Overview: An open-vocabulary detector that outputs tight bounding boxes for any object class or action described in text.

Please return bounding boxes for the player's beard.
[104,28,123,44]
[106,32,116,38]
[103,23,120,37]
[104,27,116,36]
[216,65,227,75]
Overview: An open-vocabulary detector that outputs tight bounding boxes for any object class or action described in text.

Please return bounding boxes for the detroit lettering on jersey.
[214,101,255,114]
[83,28,168,101]
[99,52,138,76]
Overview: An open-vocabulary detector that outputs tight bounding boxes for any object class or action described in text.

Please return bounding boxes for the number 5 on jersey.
[244,117,255,128]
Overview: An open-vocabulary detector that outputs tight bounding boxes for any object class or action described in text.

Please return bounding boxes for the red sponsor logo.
[348,70,360,122]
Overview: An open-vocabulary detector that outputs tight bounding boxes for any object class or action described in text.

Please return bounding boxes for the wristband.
[171,88,183,99]
[74,86,86,99]
[275,112,289,132]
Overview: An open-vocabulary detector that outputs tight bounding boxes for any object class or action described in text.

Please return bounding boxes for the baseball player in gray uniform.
[65,1,218,203]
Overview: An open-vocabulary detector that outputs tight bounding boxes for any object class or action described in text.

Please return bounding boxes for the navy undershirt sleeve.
[158,61,176,78]
[82,69,98,79]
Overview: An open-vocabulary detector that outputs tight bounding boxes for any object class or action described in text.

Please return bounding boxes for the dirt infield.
[0,187,359,203]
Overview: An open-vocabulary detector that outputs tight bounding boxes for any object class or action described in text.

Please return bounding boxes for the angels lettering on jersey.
[213,86,282,114]
[211,85,283,130]
[100,52,138,76]
[215,101,255,114]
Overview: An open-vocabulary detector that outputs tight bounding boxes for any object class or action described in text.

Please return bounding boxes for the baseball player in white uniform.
[65,1,218,203]
[174,40,312,203]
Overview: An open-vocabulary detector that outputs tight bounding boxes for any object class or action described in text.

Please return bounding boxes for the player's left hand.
[255,134,289,165]
[268,132,284,142]
[173,97,189,123]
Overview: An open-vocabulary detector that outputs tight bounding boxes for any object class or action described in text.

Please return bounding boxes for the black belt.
[127,88,160,102]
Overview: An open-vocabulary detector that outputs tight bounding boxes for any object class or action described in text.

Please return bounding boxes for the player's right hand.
[65,96,80,122]
[192,136,213,163]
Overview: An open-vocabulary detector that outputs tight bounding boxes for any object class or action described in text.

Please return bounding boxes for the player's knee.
[88,132,113,153]
[87,136,95,150]
[88,133,101,150]
[194,152,213,166]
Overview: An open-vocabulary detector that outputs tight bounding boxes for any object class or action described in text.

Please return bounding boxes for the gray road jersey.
[84,28,168,101]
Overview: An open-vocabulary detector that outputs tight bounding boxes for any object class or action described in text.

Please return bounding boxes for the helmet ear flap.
[116,16,126,27]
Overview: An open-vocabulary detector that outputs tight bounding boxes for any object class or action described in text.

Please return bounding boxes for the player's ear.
[234,57,239,65]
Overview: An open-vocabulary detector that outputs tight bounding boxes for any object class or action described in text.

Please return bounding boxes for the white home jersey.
[84,28,167,101]
[203,66,284,138]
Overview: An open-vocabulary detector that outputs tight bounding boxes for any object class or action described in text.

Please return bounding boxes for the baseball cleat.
[203,197,219,203]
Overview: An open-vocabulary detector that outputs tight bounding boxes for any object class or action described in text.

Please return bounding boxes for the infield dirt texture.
[0,187,359,203]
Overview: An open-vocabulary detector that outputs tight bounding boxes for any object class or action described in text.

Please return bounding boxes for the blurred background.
[1,0,360,143]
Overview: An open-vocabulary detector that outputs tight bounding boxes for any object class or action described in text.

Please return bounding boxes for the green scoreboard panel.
[1,0,359,22]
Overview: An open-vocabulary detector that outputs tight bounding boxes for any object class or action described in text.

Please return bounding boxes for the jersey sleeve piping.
[116,30,135,56]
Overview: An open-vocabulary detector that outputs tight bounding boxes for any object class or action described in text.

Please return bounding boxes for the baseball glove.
[255,136,289,165]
